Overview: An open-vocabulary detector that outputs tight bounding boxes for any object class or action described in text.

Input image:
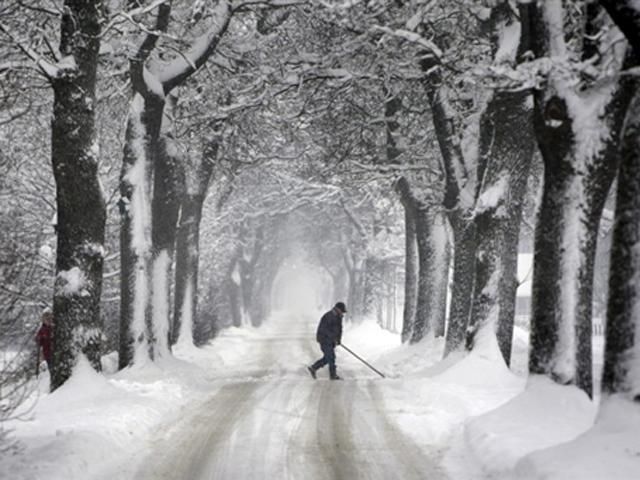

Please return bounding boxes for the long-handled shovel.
[339,343,386,378]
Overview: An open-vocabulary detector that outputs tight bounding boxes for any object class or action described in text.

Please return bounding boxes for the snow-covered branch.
[600,0,640,59]
[159,1,232,93]
[130,0,171,98]
[0,23,60,80]
[371,26,443,59]
[232,0,308,10]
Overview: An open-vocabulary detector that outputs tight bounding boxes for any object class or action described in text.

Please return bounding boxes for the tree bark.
[118,2,232,367]
[240,224,265,326]
[397,179,418,343]
[50,0,106,390]
[528,2,636,397]
[150,135,184,357]
[467,89,535,365]
[419,52,477,355]
[600,0,640,60]
[410,206,449,343]
[118,93,164,368]
[172,143,217,345]
[443,215,476,355]
[601,89,640,398]
[227,251,243,328]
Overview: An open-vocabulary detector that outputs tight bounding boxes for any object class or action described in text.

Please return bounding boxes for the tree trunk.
[396,177,418,343]
[467,89,535,365]
[228,278,242,328]
[401,201,418,342]
[444,215,477,356]
[118,93,164,368]
[420,54,477,356]
[601,90,640,398]
[118,1,231,367]
[149,135,183,358]
[432,222,450,338]
[527,1,635,397]
[227,249,243,328]
[362,255,382,321]
[495,196,526,365]
[529,88,635,398]
[173,139,217,345]
[50,0,106,390]
[172,194,206,344]
[411,206,449,343]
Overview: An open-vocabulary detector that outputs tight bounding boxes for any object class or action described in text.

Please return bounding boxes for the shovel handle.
[339,344,386,378]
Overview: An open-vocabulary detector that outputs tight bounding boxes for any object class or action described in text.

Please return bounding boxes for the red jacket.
[36,324,53,362]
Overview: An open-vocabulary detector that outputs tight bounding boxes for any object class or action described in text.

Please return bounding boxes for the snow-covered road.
[136,318,447,480]
[6,313,619,480]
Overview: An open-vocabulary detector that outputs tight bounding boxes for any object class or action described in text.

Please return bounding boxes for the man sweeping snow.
[308,302,346,380]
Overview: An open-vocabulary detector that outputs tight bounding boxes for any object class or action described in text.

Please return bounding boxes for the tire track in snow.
[206,379,305,479]
[296,379,449,480]
[136,380,279,480]
[366,381,449,479]
[315,381,361,479]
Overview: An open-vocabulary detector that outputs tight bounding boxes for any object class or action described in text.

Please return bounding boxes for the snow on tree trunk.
[428,213,449,339]
[387,86,420,342]
[173,140,217,345]
[50,0,106,390]
[601,90,640,399]
[528,1,635,396]
[461,2,535,365]
[468,89,535,365]
[119,1,231,366]
[363,255,383,321]
[411,207,449,343]
[238,224,264,327]
[420,51,477,356]
[399,189,418,343]
[173,195,205,345]
[228,254,243,328]
[345,254,365,320]
[600,1,640,60]
[150,135,183,358]
[118,93,163,368]
[495,190,527,365]
[444,215,477,355]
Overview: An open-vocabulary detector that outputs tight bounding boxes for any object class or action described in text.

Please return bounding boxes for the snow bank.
[514,395,640,480]
[0,327,261,480]
[2,314,637,480]
[465,375,595,476]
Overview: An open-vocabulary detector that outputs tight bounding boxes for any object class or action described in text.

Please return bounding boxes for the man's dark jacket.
[316,309,342,345]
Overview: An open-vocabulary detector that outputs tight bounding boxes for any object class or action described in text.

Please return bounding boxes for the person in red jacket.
[36,311,54,372]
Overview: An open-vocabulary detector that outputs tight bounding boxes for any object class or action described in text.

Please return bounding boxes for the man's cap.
[335,302,347,313]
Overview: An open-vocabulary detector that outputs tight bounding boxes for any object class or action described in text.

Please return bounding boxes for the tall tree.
[599,0,640,400]
[47,0,106,389]
[601,90,640,399]
[527,1,636,396]
[119,1,232,368]
[465,2,536,366]
[172,136,219,345]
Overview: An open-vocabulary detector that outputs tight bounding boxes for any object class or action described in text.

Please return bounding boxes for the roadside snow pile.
[0,328,259,480]
[465,375,595,475]
[514,395,640,480]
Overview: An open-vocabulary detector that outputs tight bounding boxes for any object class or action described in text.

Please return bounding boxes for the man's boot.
[307,366,317,379]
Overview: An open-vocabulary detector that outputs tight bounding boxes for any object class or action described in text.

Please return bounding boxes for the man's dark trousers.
[311,342,337,377]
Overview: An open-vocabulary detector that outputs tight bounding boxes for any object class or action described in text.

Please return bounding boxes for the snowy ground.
[1,312,638,479]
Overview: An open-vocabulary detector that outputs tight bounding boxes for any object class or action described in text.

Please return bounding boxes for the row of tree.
[1,1,638,416]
